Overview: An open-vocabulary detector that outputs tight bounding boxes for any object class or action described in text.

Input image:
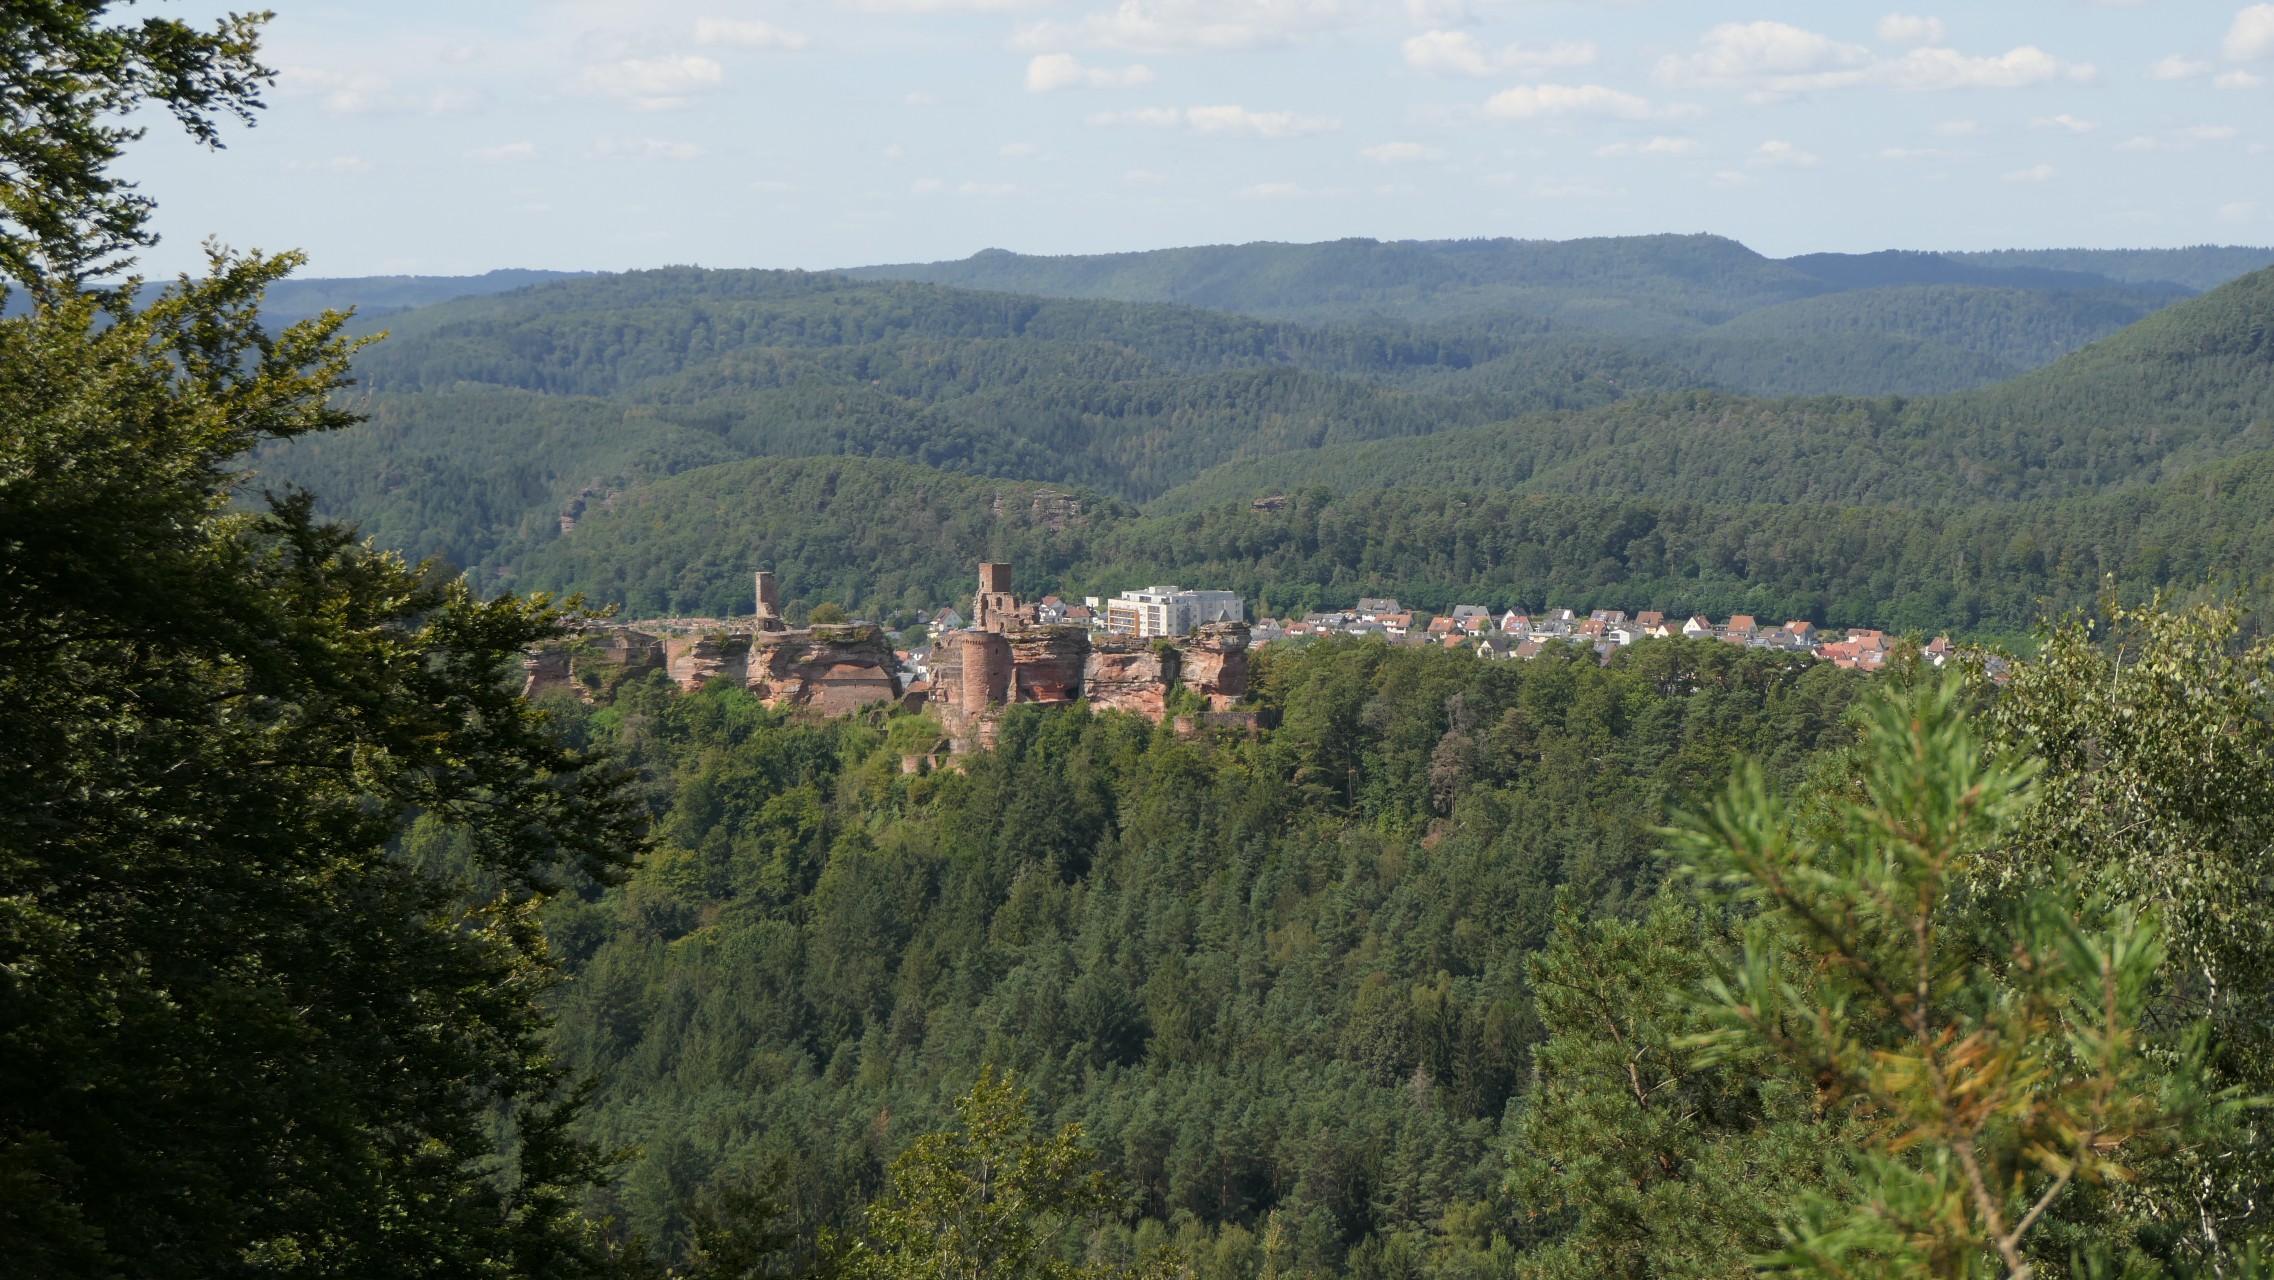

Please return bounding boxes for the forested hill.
[260,256,2274,588]
[267,269,1662,573]
[511,444,2274,635]
[1152,265,2274,513]
[1946,244,2274,292]
[842,234,2208,331]
[259,268,589,324]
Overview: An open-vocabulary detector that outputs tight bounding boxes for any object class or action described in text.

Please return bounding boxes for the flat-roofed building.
[1104,585,1245,637]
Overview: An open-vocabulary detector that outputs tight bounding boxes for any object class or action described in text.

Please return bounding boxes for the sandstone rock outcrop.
[747,625,902,715]
[523,609,900,715]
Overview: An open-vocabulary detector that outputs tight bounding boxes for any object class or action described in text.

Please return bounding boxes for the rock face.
[521,628,663,700]
[749,626,903,715]
[1009,627,1090,704]
[1184,623,1250,709]
[665,634,750,690]
[1084,637,1175,722]
[524,620,899,713]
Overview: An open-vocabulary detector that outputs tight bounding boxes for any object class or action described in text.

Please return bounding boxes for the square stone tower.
[973,561,1019,633]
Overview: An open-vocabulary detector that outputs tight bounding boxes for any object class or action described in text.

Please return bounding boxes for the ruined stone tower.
[973,562,1019,633]
[754,570,784,632]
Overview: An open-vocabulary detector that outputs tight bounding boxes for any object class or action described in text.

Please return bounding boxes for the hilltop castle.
[927,562,1248,751]
[524,563,1249,750]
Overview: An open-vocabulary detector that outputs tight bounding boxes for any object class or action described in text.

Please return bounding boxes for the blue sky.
[130,1,2274,276]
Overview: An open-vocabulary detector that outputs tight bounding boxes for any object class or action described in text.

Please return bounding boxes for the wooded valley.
[13,11,2274,1277]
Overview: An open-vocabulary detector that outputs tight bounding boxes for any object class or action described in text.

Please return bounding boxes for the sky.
[128,0,2274,277]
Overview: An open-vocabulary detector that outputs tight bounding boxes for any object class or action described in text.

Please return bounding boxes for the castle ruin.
[522,569,903,716]
[927,562,1249,751]
[524,563,1248,750]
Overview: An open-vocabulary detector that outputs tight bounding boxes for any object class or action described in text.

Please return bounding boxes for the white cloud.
[960,181,1017,197]
[1658,22,1872,91]
[693,18,808,50]
[2002,162,2056,181]
[1879,45,2095,90]
[904,91,938,105]
[580,55,724,110]
[2030,113,2098,132]
[1659,22,2091,95]
[1241,181,1307,198]
[1484,83,1667,120]
[2217,69,2268,87]
[1935,119,1980,135]
[466,141,535,160]
[999,141,1041,156]
[1596,136,1699,157]
[1015,0,1355,54]
[911,178,945,193]
[1750,139,1819,168]
[1123,168,1167,183]
[2182,123,2241,139]
[2219,200,2259,222]
[1025,53,1156,90]
[1362,141,1446,162]
[2150,54,2210,80]
[2225,4,2274,61]
[1087,104,1339,136]
[593,137,705,161]
[1401,30,1596,77]
[1876,14,1946,46]
[1876,146,1945,159]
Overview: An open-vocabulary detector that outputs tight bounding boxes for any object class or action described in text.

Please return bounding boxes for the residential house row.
[1246,598,1952,672]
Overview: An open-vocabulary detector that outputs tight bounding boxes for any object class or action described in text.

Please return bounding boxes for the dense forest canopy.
[257,254,2274,619]
[15,6,2274,1278]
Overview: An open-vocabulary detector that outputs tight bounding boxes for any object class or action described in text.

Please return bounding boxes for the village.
[904,583,1948,682]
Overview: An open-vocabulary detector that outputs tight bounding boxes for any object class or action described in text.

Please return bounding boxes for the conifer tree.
[1670,677,2240,1278]
[0,5,649,1275]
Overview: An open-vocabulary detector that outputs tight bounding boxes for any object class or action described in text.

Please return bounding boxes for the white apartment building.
[1103,585,1245,637]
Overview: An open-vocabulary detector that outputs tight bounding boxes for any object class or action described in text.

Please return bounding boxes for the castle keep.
[524,564,1249,750]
